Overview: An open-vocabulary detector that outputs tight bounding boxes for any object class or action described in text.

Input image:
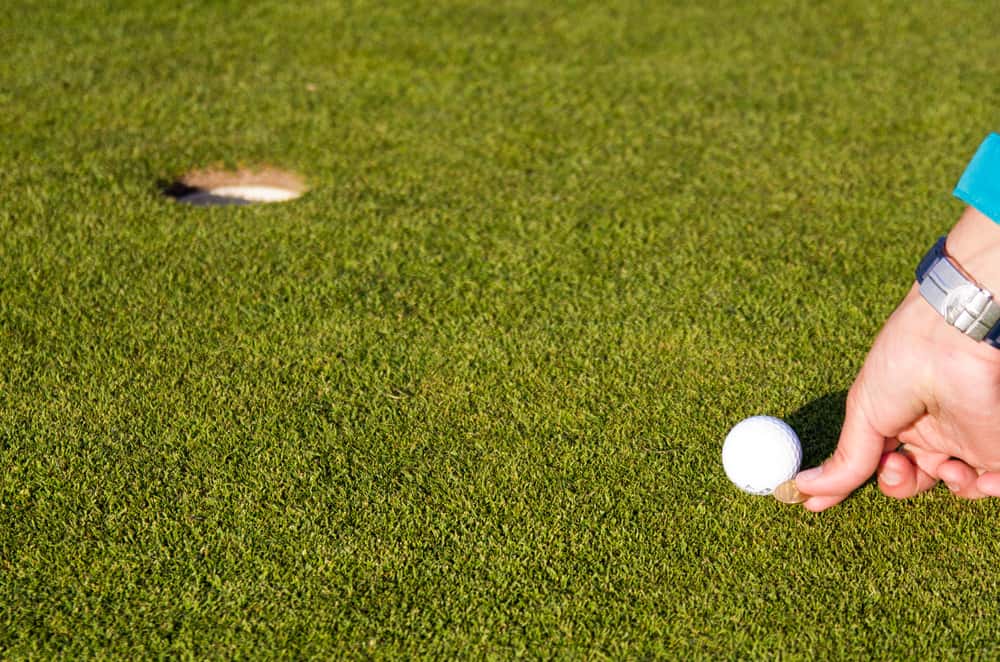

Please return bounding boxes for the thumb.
[795,388,887,500]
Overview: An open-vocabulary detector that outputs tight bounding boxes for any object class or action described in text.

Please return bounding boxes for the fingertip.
[976,472,1000,497]
[877,452,916,498]
[879,451,938,499]
[793,465,822,489]
[938,459,986,499]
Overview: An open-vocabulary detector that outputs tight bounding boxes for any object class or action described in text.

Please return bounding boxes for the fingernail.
[881,469,902,486]
[796,466,823,483]
[947,482,960,492]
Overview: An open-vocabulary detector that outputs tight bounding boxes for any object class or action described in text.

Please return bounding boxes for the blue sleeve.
[954,132,1000,224]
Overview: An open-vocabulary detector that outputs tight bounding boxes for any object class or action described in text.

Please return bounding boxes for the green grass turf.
[3,0,1000,657]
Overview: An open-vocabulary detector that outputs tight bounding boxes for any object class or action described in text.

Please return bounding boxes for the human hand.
[795,207,1000,511]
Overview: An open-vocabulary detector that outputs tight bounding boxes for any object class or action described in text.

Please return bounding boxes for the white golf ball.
[722,416,802,495]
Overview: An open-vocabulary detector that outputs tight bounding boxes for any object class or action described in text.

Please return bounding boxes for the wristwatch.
[915,236,1000,347]
[913,133,1000,348]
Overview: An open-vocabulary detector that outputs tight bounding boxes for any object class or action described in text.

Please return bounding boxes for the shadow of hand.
[786,390,847,468]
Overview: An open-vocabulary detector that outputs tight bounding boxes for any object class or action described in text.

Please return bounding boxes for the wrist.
[901,284,1000,365]
[944,207,1000,294]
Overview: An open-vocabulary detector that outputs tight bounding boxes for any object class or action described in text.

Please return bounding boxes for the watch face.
[944,283,983,327]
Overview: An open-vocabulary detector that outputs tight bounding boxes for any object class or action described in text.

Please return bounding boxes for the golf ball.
[722,416,802,495]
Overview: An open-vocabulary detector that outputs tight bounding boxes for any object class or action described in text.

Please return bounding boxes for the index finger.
[794,389,888,511]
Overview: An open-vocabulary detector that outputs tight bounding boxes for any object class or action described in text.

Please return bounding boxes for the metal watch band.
[915,236,1000,348]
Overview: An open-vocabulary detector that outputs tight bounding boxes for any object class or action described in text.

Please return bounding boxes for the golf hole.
[164,167,307,206]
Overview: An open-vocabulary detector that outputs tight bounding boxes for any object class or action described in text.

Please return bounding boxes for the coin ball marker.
[772,479,808,504]
[722,416,803,496]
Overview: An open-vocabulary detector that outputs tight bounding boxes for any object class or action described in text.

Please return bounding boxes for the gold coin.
[773,479,808,505]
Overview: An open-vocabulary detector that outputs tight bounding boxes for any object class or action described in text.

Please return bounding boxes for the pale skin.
[795,207,1000,511]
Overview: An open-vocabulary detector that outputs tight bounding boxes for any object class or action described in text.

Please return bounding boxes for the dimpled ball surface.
[722,416,802,495]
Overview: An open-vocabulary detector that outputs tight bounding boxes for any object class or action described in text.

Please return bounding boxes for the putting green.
[3,0,999,657]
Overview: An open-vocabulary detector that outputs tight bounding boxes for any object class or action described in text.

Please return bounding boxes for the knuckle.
[845,381,870,417]
[830,444,854,468]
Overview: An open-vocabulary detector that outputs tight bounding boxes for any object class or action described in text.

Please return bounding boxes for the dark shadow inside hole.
[159,180,251,206]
